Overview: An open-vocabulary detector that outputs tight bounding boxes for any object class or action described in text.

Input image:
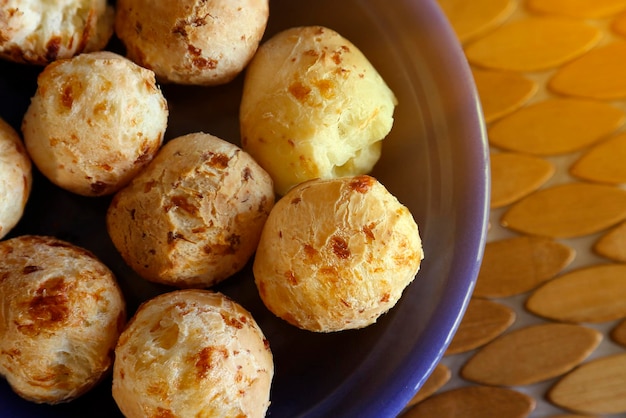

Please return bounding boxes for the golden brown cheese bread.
[112,289,273,418]
[240,26,398,195]
[0,235,126,404]
[253,175,423,332]
[115,0,269,85]
[22,51,168,197]
[107,132,275,288]
[0,0,114,65]
[0,118,31,239]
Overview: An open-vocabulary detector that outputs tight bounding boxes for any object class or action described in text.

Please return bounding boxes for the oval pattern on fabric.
[548,415,602,418]
[436,0,516,43]
[526,263,626,323]
[491,152,555,208]
[610,318,626,348]
[403,385,535,418]
[445,298,516,355]
[571,132,626,184]
[527,0,626,18]
[594,221,626,262]
[406,363,451,408]
[549,41,626,100]
[465,17,601,72]
[472,69,537,124]
[474,235,575,298]
[461,323,602,386]
[488,98,625,156]
[501,183,626,238]
[612,10,626,37]
[549,353,626,414]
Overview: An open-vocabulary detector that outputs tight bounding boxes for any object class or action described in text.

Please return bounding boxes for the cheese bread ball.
[22,51,168,196]
[253,175,423,332]
[107,132,275,288]
[0,118,31,239]
[240,26,398,195]
[0,235,126,404]
[0,0,114,65]
[113,289,273,418]
[115,0,269,85]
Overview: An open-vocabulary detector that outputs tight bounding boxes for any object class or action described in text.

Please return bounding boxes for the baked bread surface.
[0,235,126,404]
[253,175,423,332]
[0,0,114,64]
[0,118,31,239]
[113,289,273,418]
[22,51,168,196]
[240,26,398,195]
[107,132,275,288]
[115,0,269,85]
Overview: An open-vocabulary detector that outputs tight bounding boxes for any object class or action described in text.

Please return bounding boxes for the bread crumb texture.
[0,118,31,239]
[0,235,126,404]
[115,0,269,85]
[22,51,168,196]
[0,0,114,64]
[240,26,397,195]
[107,132,274,288]
[253,175,423,332]
[112,289,273,418]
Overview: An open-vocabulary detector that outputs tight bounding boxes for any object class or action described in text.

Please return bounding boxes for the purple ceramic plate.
[0,0,489,416]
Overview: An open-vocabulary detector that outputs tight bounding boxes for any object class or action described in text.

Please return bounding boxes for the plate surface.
[0,0,489,417]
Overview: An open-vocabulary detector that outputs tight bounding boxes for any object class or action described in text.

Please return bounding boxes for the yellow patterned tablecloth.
[402,1,626,417]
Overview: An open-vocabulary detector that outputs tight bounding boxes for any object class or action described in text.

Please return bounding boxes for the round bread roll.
[253,175,423,332]
[22,51,168,196]
[0,235,126,404]
[113,289,273,418]
[240,26,398,195]
[0,118,31,239]
[107,132,275,288]
[115,0,269,85]
[0,0,113,65]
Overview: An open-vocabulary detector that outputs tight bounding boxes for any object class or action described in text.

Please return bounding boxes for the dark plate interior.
[0,1,489,417]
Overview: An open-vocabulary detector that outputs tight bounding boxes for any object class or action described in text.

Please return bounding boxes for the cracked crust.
[253,175,423,332]
[0,235,126,404]
[112,289,273,418]
[240,26,398,195]
[0,118,31,239]
[106,132,275,287]
[114,0,269,85]
[0,0,114,65]
[22,51,168,197]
